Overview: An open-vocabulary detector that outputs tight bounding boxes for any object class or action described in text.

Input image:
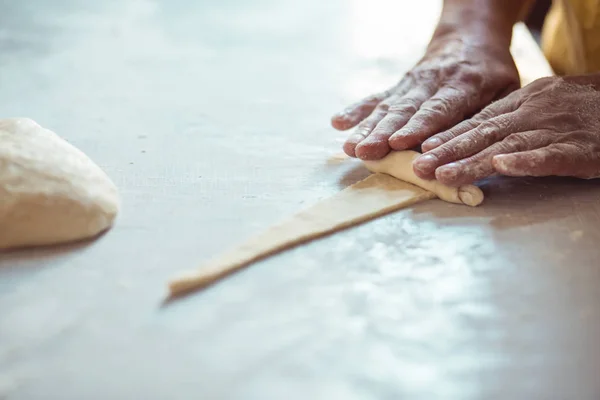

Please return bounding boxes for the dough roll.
[362,151,484,207]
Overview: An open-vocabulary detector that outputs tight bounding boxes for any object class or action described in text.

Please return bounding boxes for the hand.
[413,75,600,186]
[331,36,520,160]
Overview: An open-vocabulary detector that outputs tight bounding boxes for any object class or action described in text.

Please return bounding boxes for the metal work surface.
[1,0,598,399]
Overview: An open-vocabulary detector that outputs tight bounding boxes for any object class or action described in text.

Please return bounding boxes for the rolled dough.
[168,150,485,297]
[363,151,484,206]
[0,118,120,250]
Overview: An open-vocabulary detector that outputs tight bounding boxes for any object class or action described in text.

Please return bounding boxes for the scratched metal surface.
[0,0,598,399]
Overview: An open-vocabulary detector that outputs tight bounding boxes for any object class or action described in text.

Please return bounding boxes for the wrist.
[564,73,600,90]
[433,19,511,49]
[432,0,525,49]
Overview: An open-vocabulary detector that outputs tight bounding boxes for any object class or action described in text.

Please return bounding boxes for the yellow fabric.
[542,0,600,75]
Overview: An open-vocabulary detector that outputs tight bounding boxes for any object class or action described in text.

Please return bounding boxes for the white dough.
[0,118,120,250]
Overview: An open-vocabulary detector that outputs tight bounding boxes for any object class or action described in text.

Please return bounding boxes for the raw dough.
[169,174,435,295]
[0,118,120,250]
[363,151,484,206]
[168,150,485,296]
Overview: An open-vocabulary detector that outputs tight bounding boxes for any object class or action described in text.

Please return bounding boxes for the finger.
[331,91,390,131]
[388,85,479,150]
[413,111,524,179]
[493,143,600,178]
[420,118,480,152]
[421,88,525,152]
[332,78,414,131]
[434,130,556,186]
[354,87,433,160]
[342,102,391,157]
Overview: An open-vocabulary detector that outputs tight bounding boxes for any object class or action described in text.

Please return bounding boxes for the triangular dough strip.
[168,175,434,296]
[168,151,484,297]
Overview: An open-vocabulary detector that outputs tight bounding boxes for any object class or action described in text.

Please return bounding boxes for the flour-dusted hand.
[330,0,527,161]
[414,75,600,186]
[331,38,519,161]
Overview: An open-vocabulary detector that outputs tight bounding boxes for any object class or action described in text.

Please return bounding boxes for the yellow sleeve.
[542,0,600,75]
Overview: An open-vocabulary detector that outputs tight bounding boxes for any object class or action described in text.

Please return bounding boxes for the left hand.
[412,75,600,186]
[330,35,520,160]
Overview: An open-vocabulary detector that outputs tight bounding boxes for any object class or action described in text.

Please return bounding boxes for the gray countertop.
[1,0,598,399]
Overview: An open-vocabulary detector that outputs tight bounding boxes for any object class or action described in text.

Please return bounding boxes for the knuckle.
[475,106,499,122]
[442,62,461,77]
[502,134,530,150]
[457,69,484,87]
[462,117,511,149]
[411,68,438,83]
[545,112,582,130]
[388,98,420,115]
[423,96,455,116]
[435,131,456,144]
[374,102,391,113]
[418,104,447,120]
[403,69,416,82]
[477,119,505,136]
[453,136,478,155]
[561,132,591,146]
[418,95,463,122]
[441,120,478,140]
[453,88,479,111]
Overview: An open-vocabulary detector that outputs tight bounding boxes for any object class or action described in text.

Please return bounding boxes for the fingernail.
[389,133,409,150]
[331,110,355,127]
[414,154,437,172]
[437,163,459,179]
[356,142,389,160]
[423,137,442,149]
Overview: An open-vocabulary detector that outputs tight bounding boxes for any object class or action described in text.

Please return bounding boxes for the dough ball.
[0,118,120,250]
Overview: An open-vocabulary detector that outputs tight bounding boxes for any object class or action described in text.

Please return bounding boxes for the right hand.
[331,35,520,160]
